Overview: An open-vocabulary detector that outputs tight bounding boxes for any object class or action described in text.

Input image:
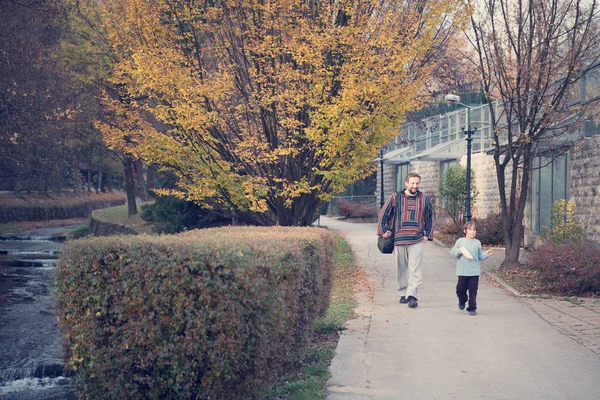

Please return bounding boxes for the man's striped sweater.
[377,190,434,245]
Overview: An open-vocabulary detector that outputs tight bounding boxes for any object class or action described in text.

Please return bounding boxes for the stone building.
[377,64,600,245]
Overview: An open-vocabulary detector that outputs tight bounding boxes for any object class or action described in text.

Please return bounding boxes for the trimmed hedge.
[55,226,335,399]
[0,192,126,223]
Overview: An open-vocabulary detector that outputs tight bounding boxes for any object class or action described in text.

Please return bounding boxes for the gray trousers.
[395,241,424,300]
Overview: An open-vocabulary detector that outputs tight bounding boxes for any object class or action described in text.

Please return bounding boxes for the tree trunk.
[501,224,522,269]
[124,156,137,216]
[499,153,530,270]
[146,164,158,190]
[133,160,150,201]
[96,171,102,193]
[87,170,92,192]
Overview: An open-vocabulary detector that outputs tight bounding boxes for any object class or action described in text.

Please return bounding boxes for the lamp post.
[445,94,477,222]
[380,148,385,208]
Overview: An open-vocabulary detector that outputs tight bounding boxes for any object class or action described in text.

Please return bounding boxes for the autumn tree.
[60,0,156,215]
[85,0,468,226]
[468,0,600,267]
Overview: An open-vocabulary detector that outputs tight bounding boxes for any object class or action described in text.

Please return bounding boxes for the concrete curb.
[483,270,522,297]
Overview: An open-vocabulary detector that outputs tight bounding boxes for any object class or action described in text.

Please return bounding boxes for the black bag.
[377,235,394,254]
[377,192,397,254]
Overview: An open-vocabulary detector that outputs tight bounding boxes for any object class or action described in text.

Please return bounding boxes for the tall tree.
[87,0,467,226]
[0,0,119,192]
[0,0,69,191]
[468,0,600,267]
[60,0,145,214]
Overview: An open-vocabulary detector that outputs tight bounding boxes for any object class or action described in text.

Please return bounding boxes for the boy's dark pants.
[456,276,479,311]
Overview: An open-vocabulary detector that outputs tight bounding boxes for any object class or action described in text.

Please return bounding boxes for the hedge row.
[55,226,335,399]
[0,192,126,223]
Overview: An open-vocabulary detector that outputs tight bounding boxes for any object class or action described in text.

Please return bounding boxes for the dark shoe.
[399,296,408,304]
[407,296,418,308]
[468,310,477,316]
[459,302,466,311]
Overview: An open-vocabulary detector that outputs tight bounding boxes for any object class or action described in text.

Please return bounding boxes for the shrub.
[543,199,585,244]
[437,220,459,236]
[527,240,600,296]
[438,165,478,232]
[69,225,90,239]
[336,199,376,218]
[55,227,335,400]
[140,195,226,234]
[473,211,504,246]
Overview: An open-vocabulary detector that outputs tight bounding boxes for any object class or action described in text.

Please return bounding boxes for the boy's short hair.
[463,221,476,234]
[405,172,421,182]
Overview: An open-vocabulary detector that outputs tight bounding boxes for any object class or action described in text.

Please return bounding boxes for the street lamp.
[380,148,385,208]
[445,94,477,222]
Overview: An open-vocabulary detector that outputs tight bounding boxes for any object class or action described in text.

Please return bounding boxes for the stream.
[0,226,80,400]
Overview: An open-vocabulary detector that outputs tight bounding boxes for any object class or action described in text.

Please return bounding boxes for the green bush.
[543,199,585,244]
[140,195,226,234]
[438,165,478,232]
[55,227,335,400]
[69,225,90,239]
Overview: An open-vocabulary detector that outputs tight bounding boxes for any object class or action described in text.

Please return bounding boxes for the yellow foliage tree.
[83,0,467,225]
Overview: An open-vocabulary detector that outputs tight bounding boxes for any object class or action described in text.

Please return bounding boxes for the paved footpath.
[320,217,600,400]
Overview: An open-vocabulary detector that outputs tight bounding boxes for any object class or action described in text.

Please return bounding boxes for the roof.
[372,146,414,164]
[411,138,465,161]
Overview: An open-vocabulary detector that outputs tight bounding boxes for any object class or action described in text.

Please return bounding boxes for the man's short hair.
[405,172,421,182]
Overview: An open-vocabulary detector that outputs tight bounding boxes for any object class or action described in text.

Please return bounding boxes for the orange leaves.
[81,0,467,224]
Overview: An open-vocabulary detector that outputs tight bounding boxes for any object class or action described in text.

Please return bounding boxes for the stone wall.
[463,153,501,219]
[410,161,440,200]
[570,136,600,242]
[375,161,439,206]
[376,162,397,206]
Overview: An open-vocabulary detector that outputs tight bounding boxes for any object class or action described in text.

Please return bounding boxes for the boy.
[450,221,493,315]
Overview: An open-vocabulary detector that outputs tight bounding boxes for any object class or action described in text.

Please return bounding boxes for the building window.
[396,164,410,191]
[440,159,459,179]
[531,154,569,235]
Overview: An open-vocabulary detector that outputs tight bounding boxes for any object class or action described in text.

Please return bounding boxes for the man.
[377,172,434,308]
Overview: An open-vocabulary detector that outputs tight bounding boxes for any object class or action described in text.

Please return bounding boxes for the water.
[0,227,81,399]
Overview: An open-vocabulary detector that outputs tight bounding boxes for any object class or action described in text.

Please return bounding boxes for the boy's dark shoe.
[407,296,418,308]
[468,310,477,316]
[399,296,408,304]
[459,302,466,310]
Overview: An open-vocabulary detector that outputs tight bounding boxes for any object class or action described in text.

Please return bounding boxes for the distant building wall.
[464,153,500,219]
[376,162,397,207]
[570,136,600,242]
[409,161,440,201]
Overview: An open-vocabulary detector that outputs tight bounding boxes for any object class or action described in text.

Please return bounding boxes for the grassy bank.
[0,191,126,224]
[265,233,370,399]
[92,203,155,234]
[0,218,90,234]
